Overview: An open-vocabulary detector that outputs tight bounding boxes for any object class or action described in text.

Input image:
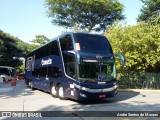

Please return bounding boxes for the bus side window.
[51,41,59,56]
[34,40,60,60]
[48,66,61,78]
[60,35,73,51]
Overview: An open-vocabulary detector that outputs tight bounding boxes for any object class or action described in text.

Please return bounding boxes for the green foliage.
[138,0,160,22]
[148,12,160,25]
[0,40,5,63]
[45,0,124,32]
[30,35,50,45]
[27,44,38,52]
[104,21,160,72]
[0,30,27,68]
[0,30,51,70]
[28,35,50,52]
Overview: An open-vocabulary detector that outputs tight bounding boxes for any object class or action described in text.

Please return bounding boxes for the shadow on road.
[36,89,140,105]
[0,80,140,105]
[0,80,34,99]
[107,91,140,102]
[76,91,140,105]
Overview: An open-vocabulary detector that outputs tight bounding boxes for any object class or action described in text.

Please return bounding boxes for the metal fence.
[117,71,160,89]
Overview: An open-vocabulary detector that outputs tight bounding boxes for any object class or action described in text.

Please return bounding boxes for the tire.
[25,78,29,86]
[29,81,34,90]
[57,85,67,100]
[28,81,31,88]
[50,84,57,98]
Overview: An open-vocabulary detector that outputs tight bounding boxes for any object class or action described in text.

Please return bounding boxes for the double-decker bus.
[25,32,125,101]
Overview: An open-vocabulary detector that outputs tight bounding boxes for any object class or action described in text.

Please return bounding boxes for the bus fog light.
[80,93,87,98]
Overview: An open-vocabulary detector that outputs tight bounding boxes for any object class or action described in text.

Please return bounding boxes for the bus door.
[26,56,35,81]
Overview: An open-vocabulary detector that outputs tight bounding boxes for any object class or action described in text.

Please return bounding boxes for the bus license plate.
[99,94,106,98]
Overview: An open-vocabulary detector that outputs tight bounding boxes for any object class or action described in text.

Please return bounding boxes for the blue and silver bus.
[25,32,125,101]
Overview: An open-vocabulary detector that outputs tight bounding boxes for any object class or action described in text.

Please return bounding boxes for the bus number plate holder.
[99,94,106,98]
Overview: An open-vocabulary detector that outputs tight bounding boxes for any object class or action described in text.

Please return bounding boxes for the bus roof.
[26,32,104,56]
[26,36,59,56]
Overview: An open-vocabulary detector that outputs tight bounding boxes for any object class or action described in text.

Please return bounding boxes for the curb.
[118,89,160,92]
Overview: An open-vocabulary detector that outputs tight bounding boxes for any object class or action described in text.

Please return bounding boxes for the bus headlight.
[81,87,89,91]
[80,93,87,98]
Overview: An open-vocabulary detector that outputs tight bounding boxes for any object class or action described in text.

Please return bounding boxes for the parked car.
[16,74,25,80]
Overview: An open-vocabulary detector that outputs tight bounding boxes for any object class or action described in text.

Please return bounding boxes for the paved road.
[0,80,160,120]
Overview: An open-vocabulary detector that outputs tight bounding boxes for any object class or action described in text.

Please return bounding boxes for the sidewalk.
[0,80,25,93]
[118,89,160,92]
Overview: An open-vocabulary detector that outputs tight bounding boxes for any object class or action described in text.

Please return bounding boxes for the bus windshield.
[74,33,113,54]
[79,59,116,82]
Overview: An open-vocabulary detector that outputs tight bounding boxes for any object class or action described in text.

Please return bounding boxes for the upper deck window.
[74,33,113,54]
[60,35,73,52]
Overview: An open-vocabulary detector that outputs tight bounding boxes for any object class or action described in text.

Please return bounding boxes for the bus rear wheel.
[57,85,67,100]
[50,84,57,98]
[29,81,34,90]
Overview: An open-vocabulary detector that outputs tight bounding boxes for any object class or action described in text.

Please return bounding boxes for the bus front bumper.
[76,85,118,101]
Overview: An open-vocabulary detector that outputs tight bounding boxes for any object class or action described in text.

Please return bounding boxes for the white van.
[0,66,16,82]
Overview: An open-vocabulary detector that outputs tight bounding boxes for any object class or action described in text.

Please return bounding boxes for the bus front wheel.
[57,85,67,100]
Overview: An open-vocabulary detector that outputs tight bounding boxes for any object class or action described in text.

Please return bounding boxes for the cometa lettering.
[41,58,52,65]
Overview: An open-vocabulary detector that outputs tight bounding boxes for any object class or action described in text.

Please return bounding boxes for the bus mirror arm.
[114,53,125,66]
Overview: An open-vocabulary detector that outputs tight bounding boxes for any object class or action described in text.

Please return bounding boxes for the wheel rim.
[29,81,33,89]
[59,86,64,97]
[29,82,31,87]
[51,86,56,95]
[30,82,32,88]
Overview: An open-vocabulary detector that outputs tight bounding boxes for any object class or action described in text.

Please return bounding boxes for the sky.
[0,0,144,43]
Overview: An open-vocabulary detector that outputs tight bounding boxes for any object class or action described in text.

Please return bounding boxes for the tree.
[45,0,124,32]
[137,0,160,22]
[29,35,50,51]
[148,10,160,25]
[30,35,50,45]
[104,21,160,72]
[0,30,27,68]
[0,40,5,63]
